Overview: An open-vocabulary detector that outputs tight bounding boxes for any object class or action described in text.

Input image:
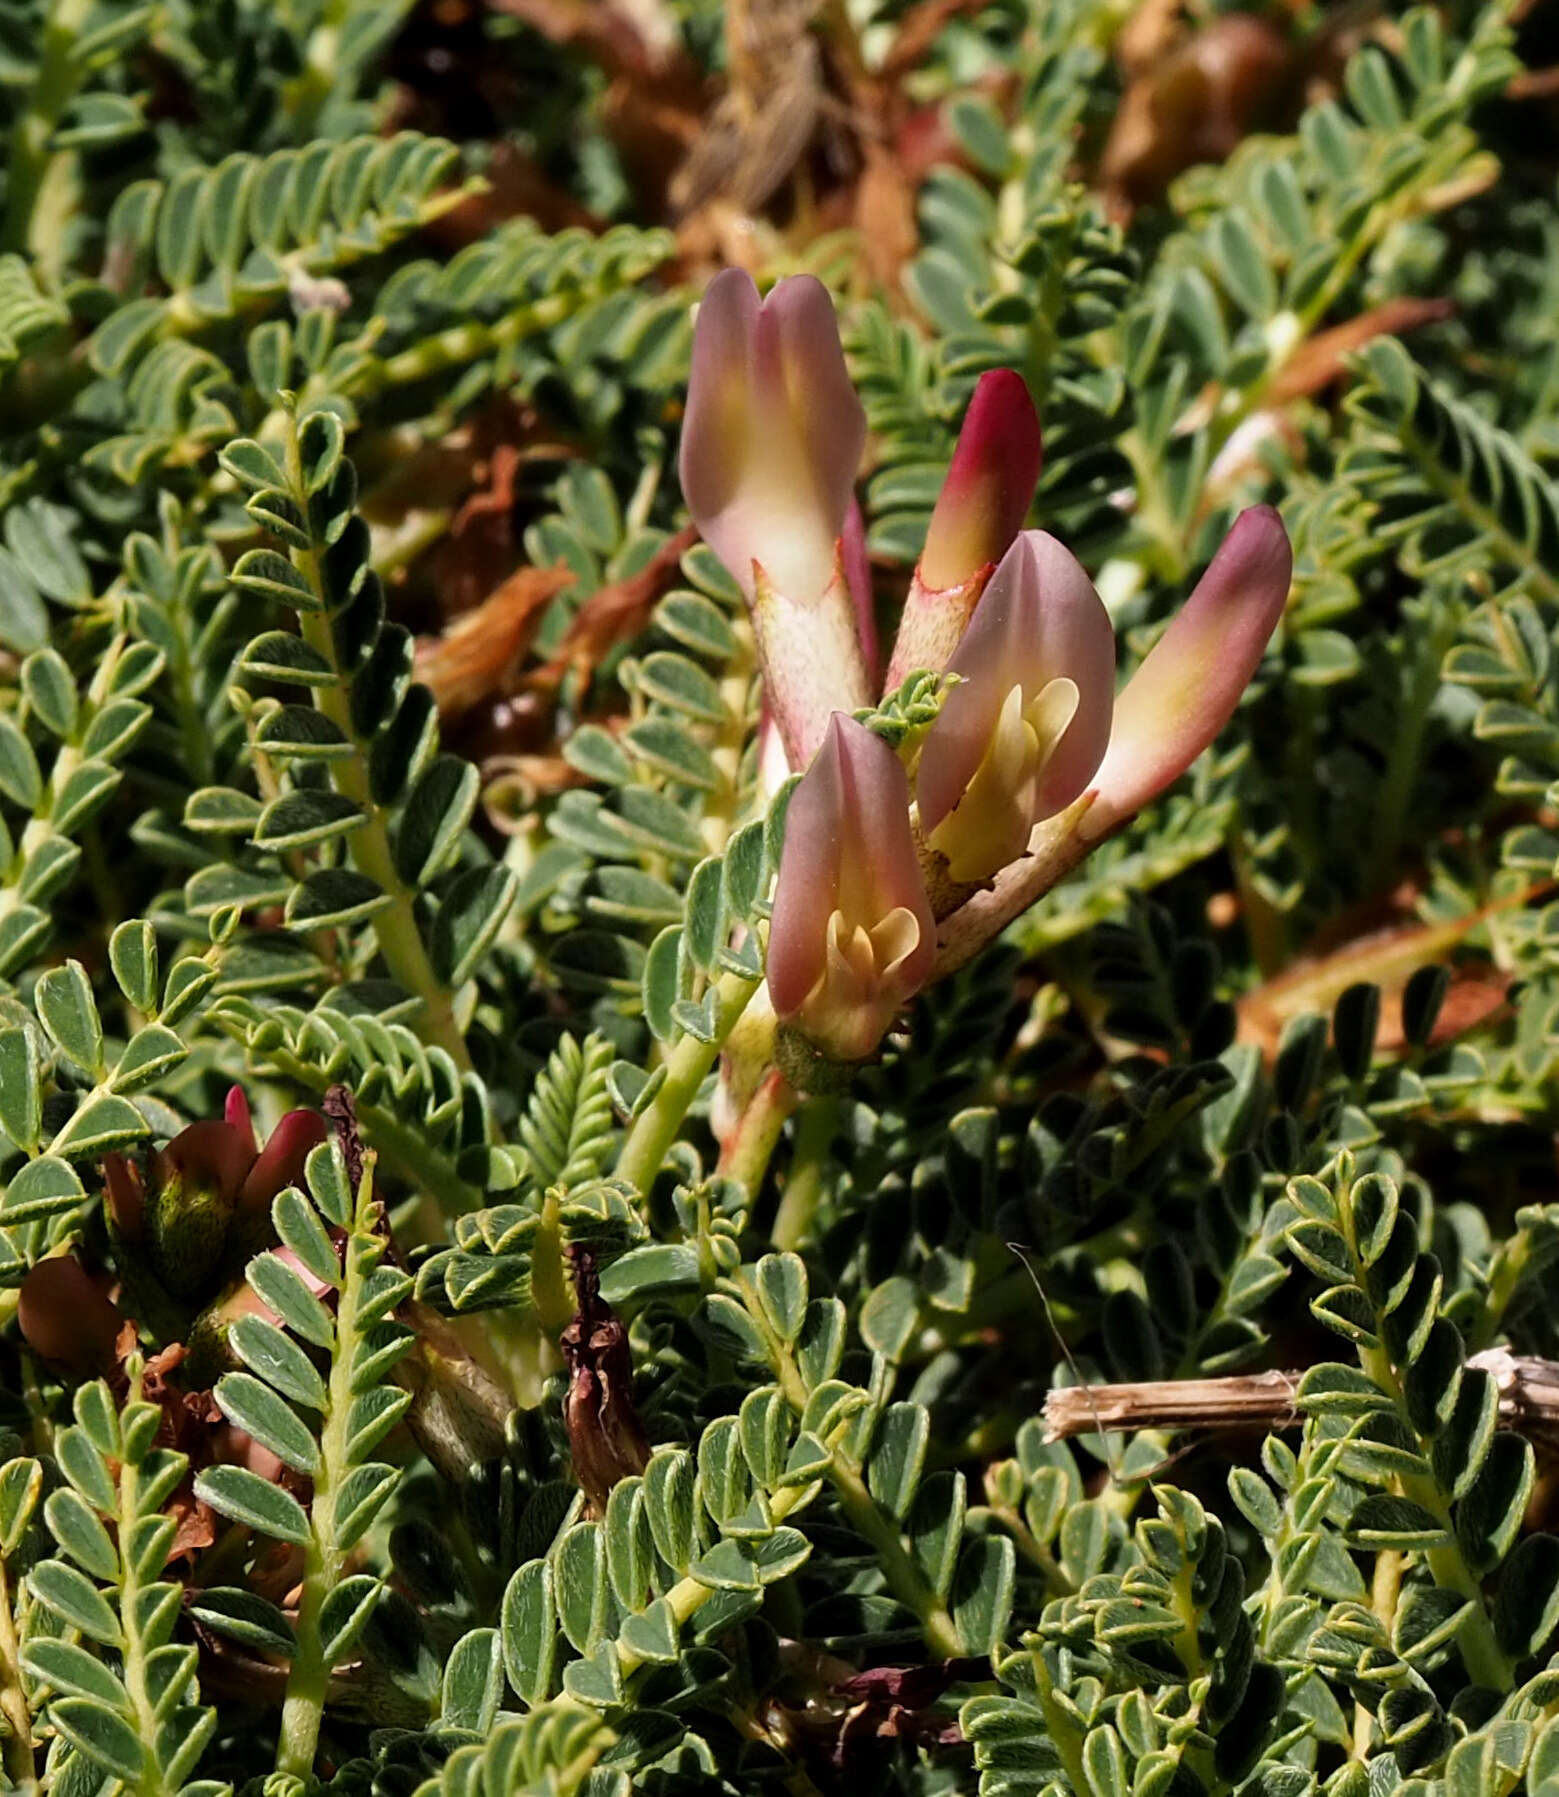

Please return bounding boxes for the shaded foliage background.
[6,0,1559,1794]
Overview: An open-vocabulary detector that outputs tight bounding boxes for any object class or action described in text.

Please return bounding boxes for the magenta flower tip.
[919,369,1043,592]
[223,1085,257,1155]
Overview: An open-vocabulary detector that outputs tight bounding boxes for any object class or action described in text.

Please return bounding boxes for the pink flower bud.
[1082,505,1291,840]
[768,714,935,1064]
[223,1084,257,1157]
[885,371,1043,692]
[680,270,872,765]
[680,269,866,608]
[921,370,1043,591]
[917,531,1115,885]
[158,1118,254,1211]
[238,1110,328,1214]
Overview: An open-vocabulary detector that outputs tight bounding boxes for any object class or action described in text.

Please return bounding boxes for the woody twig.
[1044,1351,1559,1449]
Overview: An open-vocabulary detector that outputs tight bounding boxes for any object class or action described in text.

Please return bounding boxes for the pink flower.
[886,370,1043,693]
[768,715,935,1063]
[680,270,871,766]
[917,531,1115,885]
[927,508,1294,982]
[1082,505,1292,839]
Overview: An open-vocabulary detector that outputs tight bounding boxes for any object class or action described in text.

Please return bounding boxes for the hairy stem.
[281,423,473,1075]
[615,970,761,1192]
[1,0,92,268]
[769,1095,837,1252]
[734,1270,965,1659]
[117,1394,174,1797]
[0,1552,32,1789]
[276,1166,378,1777]
[717,1068,796,1195]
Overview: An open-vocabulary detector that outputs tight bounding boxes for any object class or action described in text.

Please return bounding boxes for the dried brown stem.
[1044,1352,1559,1447]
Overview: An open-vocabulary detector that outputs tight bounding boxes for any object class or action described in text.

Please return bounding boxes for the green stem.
[281,423,473,1076]
[1165,1552,1206,1681]
[528,1189,576,1337]
[984,1498,1072,1597]
[1360,1334,1509,1686]
[1472,1226,1532,1354]
[117,1370,172,1797]
[1031,1648,1091,1797]
[0,0,92,266]
[733,1270,964,1659]
[276,1168,378,1778]
[769,1096,837,1253]
[614,971,760,1192]
[1368,604,1456,893]
[615,1475,816,1678]
[534,1465,830,1732]
[1336,1169,1511,1694]
[718,1069,796,1197]
[827,1454,965,1658]
[0,1552,33,1790]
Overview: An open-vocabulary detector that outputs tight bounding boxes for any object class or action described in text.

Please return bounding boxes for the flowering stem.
[615,970,761,1193]
[930,797,1095,982]
[716,1068,797,1195]
[769,1096,837,1252]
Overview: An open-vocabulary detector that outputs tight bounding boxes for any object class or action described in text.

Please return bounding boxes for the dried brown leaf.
[416,563,575,721]
[855,142,919,289]
[1267,297,1457,402]
[528,523,699,693]
[1234,893,1533,1060]
[1100,13,1291,215]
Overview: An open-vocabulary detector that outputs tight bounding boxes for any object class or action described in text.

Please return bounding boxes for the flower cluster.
[18,1088,330,1374]
[682,270,1293,1074]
